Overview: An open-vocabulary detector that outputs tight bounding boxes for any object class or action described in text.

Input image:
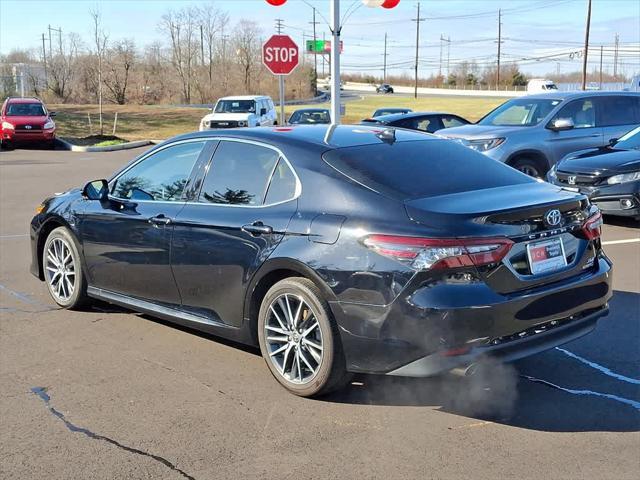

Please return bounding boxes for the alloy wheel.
[264,293,324,384]
[45,237,76,302]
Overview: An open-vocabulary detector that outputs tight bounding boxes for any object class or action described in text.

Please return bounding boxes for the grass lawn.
[50,95,505,141]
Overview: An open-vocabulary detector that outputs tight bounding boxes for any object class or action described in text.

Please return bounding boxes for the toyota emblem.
[544,209,562,227]
[25,125,32,130]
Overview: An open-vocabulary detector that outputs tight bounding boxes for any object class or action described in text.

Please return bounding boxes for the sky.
[0,0,639,78]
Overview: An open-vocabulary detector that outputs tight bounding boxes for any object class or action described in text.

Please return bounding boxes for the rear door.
[597,95,640,143]
[171,139,299,326]
[545,97,604,163]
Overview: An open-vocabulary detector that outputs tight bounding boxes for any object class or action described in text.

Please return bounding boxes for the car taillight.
[362,235,514,271]
[582,211,603,241]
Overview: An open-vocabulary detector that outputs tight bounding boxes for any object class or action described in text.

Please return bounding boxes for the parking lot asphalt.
[1,146,638,480]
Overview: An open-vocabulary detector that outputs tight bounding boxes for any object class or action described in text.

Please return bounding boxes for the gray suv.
[438,91,640,178]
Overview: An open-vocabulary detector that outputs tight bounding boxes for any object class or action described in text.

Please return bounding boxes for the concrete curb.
[56,138,156,152]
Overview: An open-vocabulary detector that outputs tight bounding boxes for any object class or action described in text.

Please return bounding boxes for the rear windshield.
[323,140,532,200]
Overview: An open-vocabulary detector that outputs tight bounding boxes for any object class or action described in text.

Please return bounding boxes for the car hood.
[201,112,256,121]
[436,124,531,139]
[559,148,640,175]
[3,115,49,126]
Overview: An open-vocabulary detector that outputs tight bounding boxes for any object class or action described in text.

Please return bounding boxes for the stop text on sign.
[262,35,299,76]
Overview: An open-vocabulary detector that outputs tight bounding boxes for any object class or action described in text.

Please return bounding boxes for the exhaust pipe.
[450,363,479,377]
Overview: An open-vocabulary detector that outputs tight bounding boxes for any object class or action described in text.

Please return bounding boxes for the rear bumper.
[331,256,613,375]
[387,305,608,377]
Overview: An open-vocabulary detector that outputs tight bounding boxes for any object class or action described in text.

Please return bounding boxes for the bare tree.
[159,7,199,103]
[199,5,228,83]
[104,39,135,104]
[90,8,108,134]
[47,33,80,101]
[233,20,261,93]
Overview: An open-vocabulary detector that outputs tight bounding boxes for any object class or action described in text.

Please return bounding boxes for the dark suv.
[440,91,640,178]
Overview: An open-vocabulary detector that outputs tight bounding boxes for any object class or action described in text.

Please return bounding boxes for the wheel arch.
[35,216,79,281]
[505,149,552,175]
[244,258,337,345]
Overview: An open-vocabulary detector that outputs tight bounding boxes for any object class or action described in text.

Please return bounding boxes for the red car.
[1,97,56,149]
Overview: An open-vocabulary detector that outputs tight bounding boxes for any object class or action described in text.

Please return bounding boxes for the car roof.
[375,107,410,112]
[217,95,270,101]
[291,108,330,113]
[368,111,452,122]
[520,90,640,100]
[172,124,438,151]
[5,97,43,104]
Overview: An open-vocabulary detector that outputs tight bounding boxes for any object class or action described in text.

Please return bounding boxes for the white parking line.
[555,347,640,385]
[601,238,640,246]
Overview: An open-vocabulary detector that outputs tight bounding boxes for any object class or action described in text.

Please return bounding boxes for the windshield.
[6,103,46,116]
[479,98,561,126]
[214,100,255,114]
[289,110,330,124]
[616,126,640,150]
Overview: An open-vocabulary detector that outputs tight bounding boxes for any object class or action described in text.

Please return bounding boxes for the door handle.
[242,222,273,235]
[148,214,171,226]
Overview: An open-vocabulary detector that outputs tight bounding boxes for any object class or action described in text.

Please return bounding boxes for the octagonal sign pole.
[263,35,299,125]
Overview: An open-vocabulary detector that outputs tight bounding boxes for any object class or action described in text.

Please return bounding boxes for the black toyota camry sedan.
[547,125,640,220]
[30,125,612,397]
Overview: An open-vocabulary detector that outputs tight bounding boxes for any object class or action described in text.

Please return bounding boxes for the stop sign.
[263,35,299,75]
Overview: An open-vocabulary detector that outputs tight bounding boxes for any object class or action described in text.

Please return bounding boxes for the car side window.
[112,141,205,202]
[199,141,279,205]
[264,158,297,205]
[441,116,466,128]
[598,96,640,126]
[552,98,596,129]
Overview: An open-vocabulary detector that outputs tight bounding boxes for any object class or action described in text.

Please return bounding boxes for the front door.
[171,139,299,326]
[546,97,604,164]
[80,140,209,305]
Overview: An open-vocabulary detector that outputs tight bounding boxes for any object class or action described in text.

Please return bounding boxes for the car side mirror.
[549,118,574,131]
[49,111,57,117]
[609,137,618,146]
[260,108,267,116]
[82,179,109,201]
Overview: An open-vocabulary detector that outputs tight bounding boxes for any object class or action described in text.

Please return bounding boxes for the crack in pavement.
[30,387,196,480]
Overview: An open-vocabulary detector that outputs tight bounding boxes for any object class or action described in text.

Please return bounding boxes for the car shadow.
[323,290,640,433]
[604,215,639,228]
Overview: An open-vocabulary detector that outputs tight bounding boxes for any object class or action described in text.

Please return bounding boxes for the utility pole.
[383,32,388,82]
[439,34,443,78]
[496,9,502,88]
[330,0,341,124]
[581,0,592,90]
[41,33,48,85]
[613,33,619,79]
[275,18,284,34]
[446,36,450,78]
[310,7,319,90]
[322,32,326,78]
[412,2,425,99]
[599,45,603,89]
[48,25,52,60]
[200,25,205,66]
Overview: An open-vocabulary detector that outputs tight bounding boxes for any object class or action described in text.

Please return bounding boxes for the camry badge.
[567,175,577,185]
[544,209,562,227]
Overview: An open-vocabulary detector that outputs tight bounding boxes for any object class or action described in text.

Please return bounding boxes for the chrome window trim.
[108,136,302,209]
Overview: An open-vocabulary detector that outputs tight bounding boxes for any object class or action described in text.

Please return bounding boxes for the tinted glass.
[323,140,531,201]
[199,141,279,205]
[442,115,467,128]
[264,158,297,204]
[289,110,330,124]
[479,98,561,126]
[599,96,639,126]
[214,100,256,113]
[552,98,596,129]
[113,141,205,201]
[415,117,442,133]
[616,126,640,149]
[7,103,46,116]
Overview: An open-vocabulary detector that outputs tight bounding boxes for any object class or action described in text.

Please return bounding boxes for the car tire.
[43,227,90,309]
[511,157,545,178]
[258,277,350,397]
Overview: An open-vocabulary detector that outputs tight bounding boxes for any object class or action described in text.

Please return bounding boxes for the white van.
[199,95,277,130]
[526,79,558,93]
